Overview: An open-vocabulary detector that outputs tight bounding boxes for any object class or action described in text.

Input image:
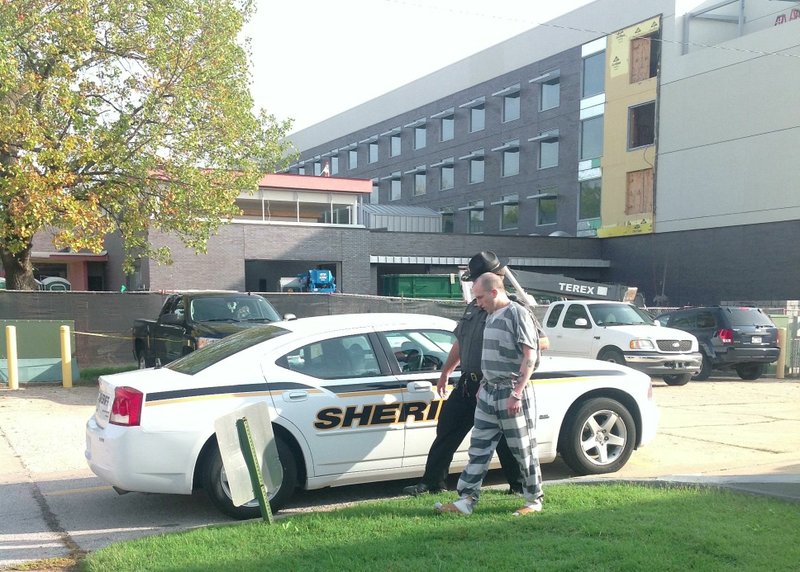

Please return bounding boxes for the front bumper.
[623,351,703,376]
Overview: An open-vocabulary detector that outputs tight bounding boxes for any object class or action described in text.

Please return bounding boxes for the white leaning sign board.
[213,401,283,507]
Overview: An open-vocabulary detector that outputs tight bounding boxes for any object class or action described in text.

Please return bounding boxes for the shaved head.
[476,272,504,292]
[472,272,508,313]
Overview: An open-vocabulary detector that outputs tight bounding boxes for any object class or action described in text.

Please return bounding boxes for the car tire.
[597,348,626,365]
[692,354,712,381]
[560,397,637,475]
[735,363,765,381]
[663,373,691,386]
[203,435,298,520]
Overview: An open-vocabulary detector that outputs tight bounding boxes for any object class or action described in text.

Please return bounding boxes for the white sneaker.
[512,500,543,516]
[434,498,474,515]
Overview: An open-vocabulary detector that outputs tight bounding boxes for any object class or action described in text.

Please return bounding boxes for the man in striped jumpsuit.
[435,271,544,516]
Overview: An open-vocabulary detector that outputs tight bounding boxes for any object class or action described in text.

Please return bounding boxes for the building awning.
[430,107,454,119]
[458,96,485,109]
[32,250,109,262]
[529,69,560,84]
[370,255,610,268]
[492,83,520,97]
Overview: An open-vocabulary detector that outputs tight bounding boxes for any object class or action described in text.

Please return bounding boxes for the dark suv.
[656,306,780,380]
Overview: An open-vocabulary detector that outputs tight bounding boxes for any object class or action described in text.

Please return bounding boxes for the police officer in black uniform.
[403,252,523,496]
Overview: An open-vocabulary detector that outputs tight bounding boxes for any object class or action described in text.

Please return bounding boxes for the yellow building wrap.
[599,15,661,237]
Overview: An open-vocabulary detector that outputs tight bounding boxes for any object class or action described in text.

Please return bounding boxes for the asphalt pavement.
[1,377,799,570]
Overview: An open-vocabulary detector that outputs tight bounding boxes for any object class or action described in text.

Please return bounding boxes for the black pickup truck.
[133,291,290,368]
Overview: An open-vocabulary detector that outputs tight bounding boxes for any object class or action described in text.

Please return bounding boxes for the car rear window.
[723,308,775,327]
[167,325,289,375]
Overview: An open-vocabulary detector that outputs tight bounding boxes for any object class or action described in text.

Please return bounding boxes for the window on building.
[440,113,454,141]
[579,178,602,220]
[469,155,484,184]
[626,168,654,215]
[582,51,605,98]
[540,73,560,111]
[538,195,558,225]
[414,124,427,149]
[441,209,454,233]
[298,165,305,175]
[629,101,655,149]
[440,164,454,190]
[349,149,358,170]
[630,31,660,83]
[371,182,379,204]
[503,91,520,122]
[499,194,519,230]
[314,162,322,176]
[467,201,484,234]
[501,144,519,177]
[390,173,402,201]
[414,171,427,196]
[580,116,604,160]
[369,142,378,163]
[538,132,559,169]
[390,134,401,157]
[470,104,485,132]
[331,156,339,175]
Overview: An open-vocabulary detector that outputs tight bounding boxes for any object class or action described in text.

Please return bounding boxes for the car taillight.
[110,386,144,426]
[716,329,734,344]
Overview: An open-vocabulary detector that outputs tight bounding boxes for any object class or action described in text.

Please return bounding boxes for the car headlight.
[630,339,655,350]
[197,337,221,349]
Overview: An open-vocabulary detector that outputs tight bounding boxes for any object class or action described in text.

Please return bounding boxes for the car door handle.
[407,381,433,392]
[284,390,308,401]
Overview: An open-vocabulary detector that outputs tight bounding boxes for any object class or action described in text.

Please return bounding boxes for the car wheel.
[663,373,691,386]
[203,435,298,520]
[736,363,765,381]
[597,348,626,365]
[561,397,637,475]
[692,354,712,381]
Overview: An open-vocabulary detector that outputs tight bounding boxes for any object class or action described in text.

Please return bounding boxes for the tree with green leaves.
[0,0,294,290]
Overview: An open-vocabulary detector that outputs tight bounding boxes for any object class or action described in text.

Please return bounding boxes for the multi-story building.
[284,0,799,303]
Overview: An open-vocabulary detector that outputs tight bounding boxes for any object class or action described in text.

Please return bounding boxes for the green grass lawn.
[76,365,136,386]
[81,483,799,571]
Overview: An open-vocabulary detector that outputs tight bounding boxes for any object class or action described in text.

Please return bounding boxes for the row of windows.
[293,62,573,175]
[295,32,663,177]
[434,178,602,234]
[371,114,609,200]
[303,98,653,182]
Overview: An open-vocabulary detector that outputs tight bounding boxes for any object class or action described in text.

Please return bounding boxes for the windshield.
[724,307,775,327]
[168,325,289,375]
[189,295,281,323]
[588,303,654,326]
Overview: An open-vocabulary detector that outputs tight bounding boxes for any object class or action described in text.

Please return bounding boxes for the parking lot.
[1,376,799,569]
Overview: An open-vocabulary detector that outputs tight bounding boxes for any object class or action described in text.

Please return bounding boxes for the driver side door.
[376,329,456,466]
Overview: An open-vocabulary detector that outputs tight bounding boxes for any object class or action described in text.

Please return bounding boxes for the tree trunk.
[0,243,39,290]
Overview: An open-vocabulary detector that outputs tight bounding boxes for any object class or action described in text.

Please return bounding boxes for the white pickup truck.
[541,300,702,386]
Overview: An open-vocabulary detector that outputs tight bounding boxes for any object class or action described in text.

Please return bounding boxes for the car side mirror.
[283,313,297,321]
[654,319,662,327]
[574,318,589,328]
[160,312,183,325]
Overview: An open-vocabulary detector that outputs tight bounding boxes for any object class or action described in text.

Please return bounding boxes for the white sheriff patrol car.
[86,313,659,519]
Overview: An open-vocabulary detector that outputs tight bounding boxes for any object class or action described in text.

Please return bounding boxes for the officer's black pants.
[419,379,522,489]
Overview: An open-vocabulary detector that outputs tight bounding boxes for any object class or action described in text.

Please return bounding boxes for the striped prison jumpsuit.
[456,301,544,506]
